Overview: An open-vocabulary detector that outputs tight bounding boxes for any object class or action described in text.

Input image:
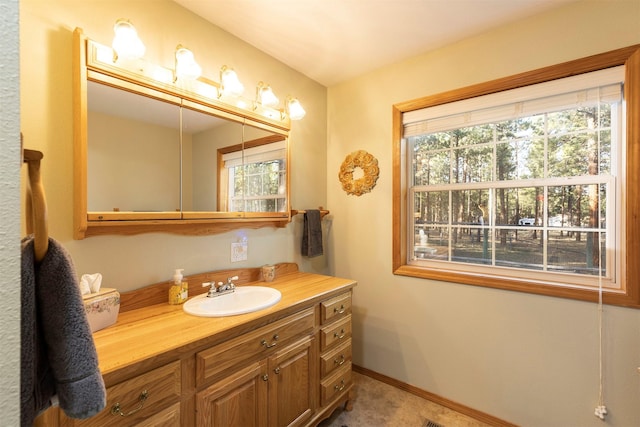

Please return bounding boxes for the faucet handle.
[203,282,218,297]
[227,275,239,286]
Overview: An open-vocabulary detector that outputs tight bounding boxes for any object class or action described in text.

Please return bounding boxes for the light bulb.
[220,66,244,96]
[287,98,306,120]
[175,46,202,80]
[112,20,145,60]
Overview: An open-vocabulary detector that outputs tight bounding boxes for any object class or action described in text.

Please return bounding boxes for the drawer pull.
[261,334,279,348]
[333,329,345,339]
[111,390,149,417]
[334,305,346,314]
[334,380,346,392]
[334,354,346,366]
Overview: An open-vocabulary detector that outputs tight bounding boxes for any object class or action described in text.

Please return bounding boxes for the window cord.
[595,232,607,421]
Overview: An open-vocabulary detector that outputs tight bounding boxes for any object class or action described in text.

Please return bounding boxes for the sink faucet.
[218,276,238,292]
[203,275,238,298]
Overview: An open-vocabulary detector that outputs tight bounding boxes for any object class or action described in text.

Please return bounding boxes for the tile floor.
[318,372,493,427]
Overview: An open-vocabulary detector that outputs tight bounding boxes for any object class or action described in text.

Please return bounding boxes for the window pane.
[451,226,492,265]
[547,230,606,276]
[415,191,449,224]
[548,132,600,178]
[451,189,490,225]
[413,148,450,186]
[494,228,544,270]
[453,146,492,183]
[495,187,542,226]
[496,140,533,180]
[547,184,605,228]
[413,226,449,260]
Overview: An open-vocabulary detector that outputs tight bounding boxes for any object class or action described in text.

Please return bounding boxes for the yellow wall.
[327,1,640,426]
[20,0,329,290]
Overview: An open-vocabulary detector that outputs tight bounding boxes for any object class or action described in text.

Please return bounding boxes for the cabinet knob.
[262,374,269,381]
[274,367,281,374]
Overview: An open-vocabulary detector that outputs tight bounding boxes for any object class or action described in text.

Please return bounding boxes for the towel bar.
[291,207,330,219]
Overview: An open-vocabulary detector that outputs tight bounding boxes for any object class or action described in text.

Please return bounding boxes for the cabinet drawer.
[196,307,316,387]
[133,402,180,427]
[320,315,351,352]
[72,360,181,427]
[320,338,352,378]
[320,292,352,325]
[320,363,352,407]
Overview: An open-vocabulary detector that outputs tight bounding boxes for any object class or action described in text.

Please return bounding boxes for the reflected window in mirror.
[219,135,287,212]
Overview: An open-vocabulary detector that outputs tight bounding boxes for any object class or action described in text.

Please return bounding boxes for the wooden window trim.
[392,45,640,308]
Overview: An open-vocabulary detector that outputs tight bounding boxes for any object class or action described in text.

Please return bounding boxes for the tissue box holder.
[83,288,120,332]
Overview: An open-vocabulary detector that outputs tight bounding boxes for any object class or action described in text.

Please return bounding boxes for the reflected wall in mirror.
[182,106,243,212]
[87,81,181,213]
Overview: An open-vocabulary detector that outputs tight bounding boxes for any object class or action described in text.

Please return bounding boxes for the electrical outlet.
[231,241,248,262]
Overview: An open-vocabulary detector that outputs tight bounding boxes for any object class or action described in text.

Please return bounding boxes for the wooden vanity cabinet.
[40,271,355,427]
[194,307,317,427]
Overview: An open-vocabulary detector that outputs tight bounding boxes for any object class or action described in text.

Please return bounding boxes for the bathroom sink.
[183,286,282,317]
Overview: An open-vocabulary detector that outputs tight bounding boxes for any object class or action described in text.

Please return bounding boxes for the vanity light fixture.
[256,81,279,107]
[219,66,244,97]
[286,97,306,120]
[112,19,145,62]
[104,22,306,121]
[174,45,202,81]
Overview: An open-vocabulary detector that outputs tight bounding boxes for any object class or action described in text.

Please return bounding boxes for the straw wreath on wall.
[338,150,379,196]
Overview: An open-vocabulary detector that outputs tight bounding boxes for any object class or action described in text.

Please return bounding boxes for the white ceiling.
[173,0,576,87]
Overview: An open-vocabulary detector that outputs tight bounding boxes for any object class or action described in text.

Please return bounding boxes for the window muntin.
[404,68,623,293]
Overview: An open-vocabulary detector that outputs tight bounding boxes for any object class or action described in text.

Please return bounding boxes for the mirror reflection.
[182,106,243,212]
[86,79,289,218]
[218,124,288,213]
[87,81,181,212]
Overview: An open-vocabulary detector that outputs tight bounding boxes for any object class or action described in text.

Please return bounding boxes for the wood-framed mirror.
[73,28,292,239]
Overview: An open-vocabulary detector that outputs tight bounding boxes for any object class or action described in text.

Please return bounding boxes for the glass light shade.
[287,98,306,120]
[258,84,279,107]
[175,46,202,80]
[220,67,244,96]
[112,20,145,60]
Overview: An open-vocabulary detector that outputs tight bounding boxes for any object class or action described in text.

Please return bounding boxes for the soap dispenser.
[169,269,188,305]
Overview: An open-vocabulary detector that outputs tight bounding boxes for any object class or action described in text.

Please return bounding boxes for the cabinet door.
[268,335,316,427]
[196,361,268,427]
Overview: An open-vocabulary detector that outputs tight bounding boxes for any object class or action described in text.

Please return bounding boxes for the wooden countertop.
[92,271,356,381]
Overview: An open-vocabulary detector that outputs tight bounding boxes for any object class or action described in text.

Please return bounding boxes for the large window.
[393,46,640,307]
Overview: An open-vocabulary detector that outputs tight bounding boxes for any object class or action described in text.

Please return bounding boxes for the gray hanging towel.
[21,236,106,426]
[302,209,323,257]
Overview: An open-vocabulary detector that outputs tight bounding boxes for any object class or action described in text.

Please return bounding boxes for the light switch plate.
[231,241,248,262]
